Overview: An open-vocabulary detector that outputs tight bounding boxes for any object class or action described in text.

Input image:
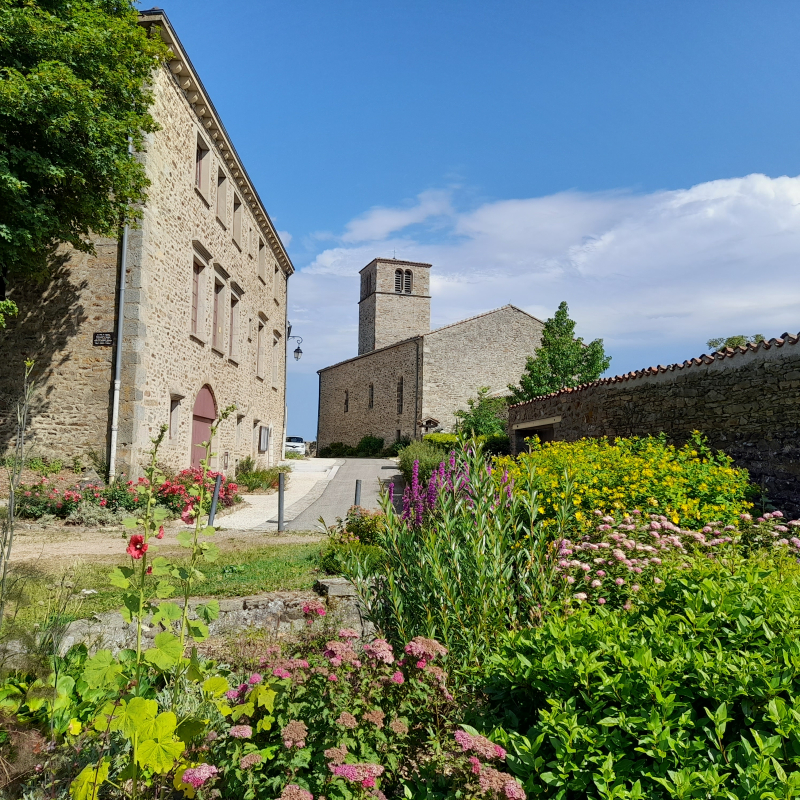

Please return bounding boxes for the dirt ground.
[9,514,324,568]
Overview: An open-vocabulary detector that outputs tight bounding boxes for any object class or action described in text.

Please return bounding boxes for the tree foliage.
[0,0,169,300]
[454,385,507,436]
[706,333,764,351]
[507,301,611,403]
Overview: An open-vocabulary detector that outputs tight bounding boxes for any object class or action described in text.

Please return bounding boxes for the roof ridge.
[425,304,545,336]
[508,331,800,408]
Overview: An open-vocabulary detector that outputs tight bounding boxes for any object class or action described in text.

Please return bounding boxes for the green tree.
[706,333,764,351]
[507,301,611,403]
[0,0,169,325]
[453,386,507,436]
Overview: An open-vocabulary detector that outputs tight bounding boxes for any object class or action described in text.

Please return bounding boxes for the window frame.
[216,168,228,226]
[195,135,211,199]
[368,383,374,409]
[344,390,349,413]
[190,258,206,339]
[212,278,225,352]
[394,269,403,293]
[229,289,241,361]
[396,376,404,414]
[404,270,413,294]
[258,239,267,283]
[232,193,243,247]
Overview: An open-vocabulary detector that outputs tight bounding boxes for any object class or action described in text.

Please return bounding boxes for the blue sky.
[157,1,800,439]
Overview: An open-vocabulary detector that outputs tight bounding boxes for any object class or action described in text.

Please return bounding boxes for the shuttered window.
[394,269,403,293]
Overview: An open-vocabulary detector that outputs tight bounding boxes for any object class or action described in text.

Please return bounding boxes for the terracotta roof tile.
[508,331,800,409]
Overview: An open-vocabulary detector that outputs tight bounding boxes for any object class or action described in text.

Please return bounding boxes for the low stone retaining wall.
[8,578,371,663]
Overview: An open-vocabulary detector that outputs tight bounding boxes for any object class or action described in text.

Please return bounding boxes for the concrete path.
[218,458,340,532]
[286,458,400,531]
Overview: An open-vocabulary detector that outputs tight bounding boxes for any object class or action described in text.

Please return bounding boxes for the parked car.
[285,436,305,455]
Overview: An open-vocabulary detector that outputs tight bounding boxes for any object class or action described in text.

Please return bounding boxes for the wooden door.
[191,385,217,468]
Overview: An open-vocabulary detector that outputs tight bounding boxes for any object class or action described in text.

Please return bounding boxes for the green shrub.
[382,436,411,457]
[398,439,447,484]
[318,441,357,458]
[27,456,63,477]
[318,541,385,575]
[356,434,385,457]
[423,432,510,456]
[284,451,305,459]
[235,465,290,493]
[488,556,800,799]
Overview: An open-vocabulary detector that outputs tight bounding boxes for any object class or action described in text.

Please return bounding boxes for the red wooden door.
[191,386,217,468]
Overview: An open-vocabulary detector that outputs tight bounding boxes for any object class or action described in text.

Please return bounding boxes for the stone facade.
[0,11,293,477]
[318,259,544,448]
[507,335,800,514]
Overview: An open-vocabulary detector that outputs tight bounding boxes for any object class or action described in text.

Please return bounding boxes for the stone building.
[316,258,544,448]
[0,9,293,476]
[507,333,800,513]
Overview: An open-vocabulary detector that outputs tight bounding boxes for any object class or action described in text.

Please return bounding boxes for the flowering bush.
[553,508,800,608]
[487,554,800,799]
[497,432,753,530]
[200,631,525,800]
[14,468,239,520]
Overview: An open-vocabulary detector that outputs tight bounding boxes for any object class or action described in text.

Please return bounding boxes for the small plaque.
[93,332,114,346]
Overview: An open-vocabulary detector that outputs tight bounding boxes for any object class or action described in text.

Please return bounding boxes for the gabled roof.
[425,304,545,336]
[509,332,800,409]
[138,9,294,276]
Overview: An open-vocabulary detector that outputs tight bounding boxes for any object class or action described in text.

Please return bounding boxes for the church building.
[316,258,544,448]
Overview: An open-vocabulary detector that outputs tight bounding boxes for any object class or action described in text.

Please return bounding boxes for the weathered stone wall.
[358,259,431,354]
[508,338,800,513]
[0,56,291,477]
[423,306,544,432]
[118,66,289,475]
[317,338,421,448]
[0,241,119,462]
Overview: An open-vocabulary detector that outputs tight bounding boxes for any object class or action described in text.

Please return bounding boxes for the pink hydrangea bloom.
[181,764,218,788]
[390,671,404,684]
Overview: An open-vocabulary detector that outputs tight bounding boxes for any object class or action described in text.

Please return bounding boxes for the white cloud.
[277,230,293,246]
[341,189,453,243]
[286,173,800,436]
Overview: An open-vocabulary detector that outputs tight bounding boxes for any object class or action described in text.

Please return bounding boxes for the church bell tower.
[357,258,432,354]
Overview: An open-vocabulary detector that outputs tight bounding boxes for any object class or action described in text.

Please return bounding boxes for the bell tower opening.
[357,258,432,355]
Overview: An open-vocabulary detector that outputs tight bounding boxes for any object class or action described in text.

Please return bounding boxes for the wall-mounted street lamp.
[287,321,303,361]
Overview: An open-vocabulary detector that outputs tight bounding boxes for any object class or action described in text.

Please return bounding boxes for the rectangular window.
[344,390,349,413]
[272,334,280,386]
[212,280,224,350]
[191,260,204,335]
[169,397,181,440]
[195,136,210,197]
[368,383,374,409]
[258,239,267,282]
[258,425,270,453]
[256,320,265,379]
[396,377,404,414]
[216,168,227,224]
[232,194,242,246]
[273,266,280,300]
[229,292,240,359]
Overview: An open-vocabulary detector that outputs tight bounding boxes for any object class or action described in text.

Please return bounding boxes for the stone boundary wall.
[508,336,800,514]
[1,579,370,665]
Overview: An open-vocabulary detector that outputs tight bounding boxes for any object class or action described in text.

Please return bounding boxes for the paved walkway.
[217,458,401,532]
[286,458,400,530]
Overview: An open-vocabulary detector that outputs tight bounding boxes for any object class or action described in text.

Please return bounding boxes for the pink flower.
[181,764,218,789]
[390,671,404,684]
[248,673,262,684]
[615,578,625,586]
[469,756,482,775]
[99,498,107,507]
[653,577,663,584]
[229,725,252,739]
[416,660,427,669]
[574,592,588,601]
[590,580,602,588]
[596,570,606,577]
[328,674,338,681]
[181,503,195,524]
[279,785,313,800]
[339,628,360,639]
[273,667,291,679]
[598,598,606,605]
[156,525,164,539]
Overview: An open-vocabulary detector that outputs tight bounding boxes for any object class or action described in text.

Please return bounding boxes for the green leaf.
[82,651,123,690]
[202,541,220,562]
[144,631,183,670]
[186,618,209,642]
[254,684,276,712]
[177,531,194,548]
[196,600,220,623]
[153,507,170,522]
[202,526,216,536]
[176,716,207,743]
[203,676,230,697]
[109,567,132,589]
[111,697,157,739]
[150,556,173,576]
[155,580,175,599]
[136,734,184,773]
[122,517,139,529]
[151,601,183,627]
[70,759,110,800]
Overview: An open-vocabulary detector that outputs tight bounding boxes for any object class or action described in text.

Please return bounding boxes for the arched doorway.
[191,385,217,468]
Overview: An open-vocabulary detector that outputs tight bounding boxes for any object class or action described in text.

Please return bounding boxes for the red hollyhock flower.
[126,535,148,560]
[156,525,165,539]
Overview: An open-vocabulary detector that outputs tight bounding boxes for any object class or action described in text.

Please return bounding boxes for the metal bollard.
[278,471,285,531]
[208,474,223,527]
[354,479,362,507]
